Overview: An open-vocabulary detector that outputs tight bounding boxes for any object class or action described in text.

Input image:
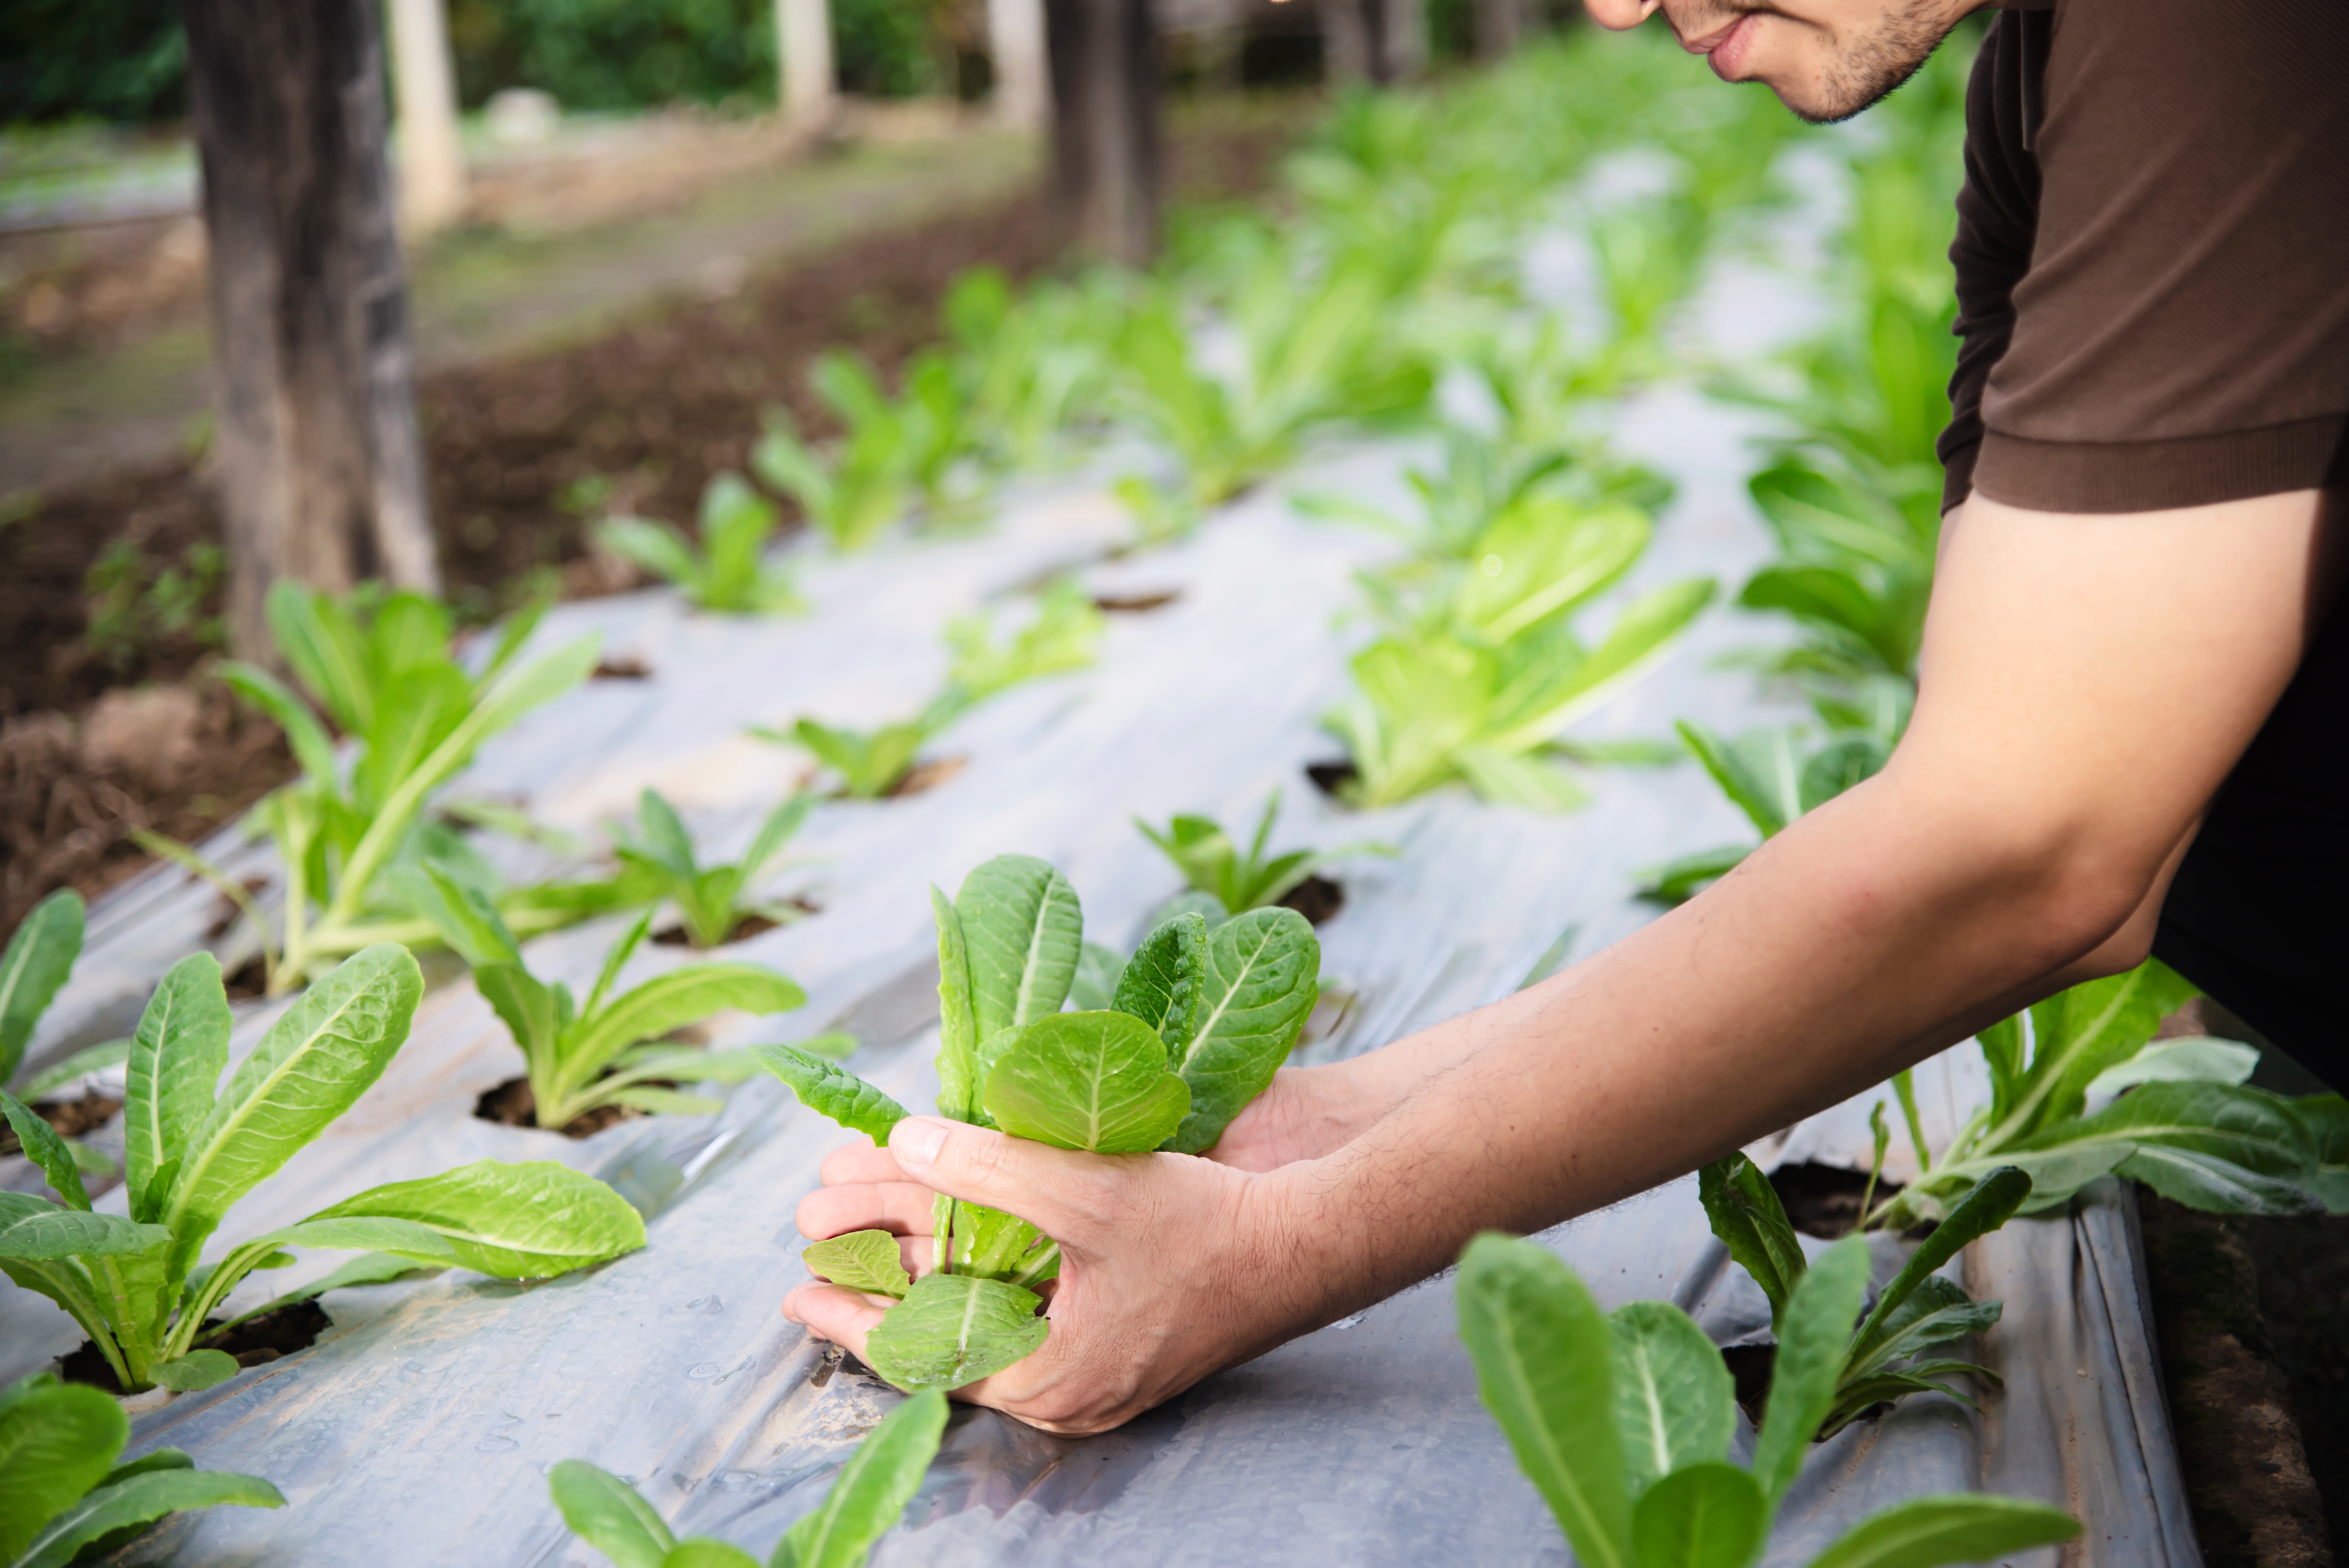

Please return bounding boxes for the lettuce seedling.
[1871,961,2338,1227]
[949,267,1125,472]
[1700,1155,2028,1438]
[612,789,814,949]
[761,581,1105,800]
[757,852,1319,1393]
[595,473,801,615]
[0,1370,282,1568]
[403,865,827,1132]
[1637,707,1901,905]
[550,1387,948,1568]
[1135,791,1390,918]
[1114,260,1432,511]
[1456,1232,2079,1568]
[0,944,645,1393]
[1,891,83,1089]
[1324,494,1714,809]
[752,350,963,553]
[182,581,601,994]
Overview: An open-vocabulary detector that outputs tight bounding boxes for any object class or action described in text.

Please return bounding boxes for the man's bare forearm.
[1254,490,2337,1323]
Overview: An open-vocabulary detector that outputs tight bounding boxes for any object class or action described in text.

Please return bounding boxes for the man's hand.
[785,1116,1324,1434]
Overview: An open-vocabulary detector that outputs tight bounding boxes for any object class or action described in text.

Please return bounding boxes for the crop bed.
[2,28,2319,1568]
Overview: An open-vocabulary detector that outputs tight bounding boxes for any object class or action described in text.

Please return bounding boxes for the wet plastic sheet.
[5,273,2198,1568]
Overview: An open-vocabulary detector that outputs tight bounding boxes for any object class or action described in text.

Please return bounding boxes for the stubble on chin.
[1792,0,1950,123]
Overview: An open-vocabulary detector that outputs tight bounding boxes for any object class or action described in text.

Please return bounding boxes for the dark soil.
[885,755,967,797]
[2138,1188,2344,1567]
[1304,759,1358,799]
[1092,590,1181,613]
[0,1090,121,1156]
[1276,873,1344,925]
[1766,1161,1905,1242]
[60,1298,330,1393]
[473,1074,649,1138]
[0,110,1308,943]
[650,905,807,948]
[1722,1342,1774,1425]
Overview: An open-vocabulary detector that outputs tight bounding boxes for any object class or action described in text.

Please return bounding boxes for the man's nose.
[1581,0,1664,29]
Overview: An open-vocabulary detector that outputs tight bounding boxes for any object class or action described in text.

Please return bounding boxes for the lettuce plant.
[1324,494,1714,809]
[1114,261,1432,513]
[1,891,83,1090]
[1136,792,1389,919]
[757,852,1319,1394]
[183,581,601,994]
[0,1371,282,1568]
[765,581,1104,800]
[1456,1233,2078,1568]
[1638,698,1905,905]
[403,866,829,1133]
[595,473,801,615]
[1701,1156,2029,1438]
[1871,962,2341,1228]
[947,267,1124,473]
[613,790,814,949]
[751,348,981,552]
[549,1388,946,1568]
[0,944,645,1393]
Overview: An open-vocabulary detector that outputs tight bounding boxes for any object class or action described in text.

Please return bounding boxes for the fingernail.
[891,1116,950,1169]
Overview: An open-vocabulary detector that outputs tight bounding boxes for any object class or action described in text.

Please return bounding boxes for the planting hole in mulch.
[1722,1343,1775,1425]
[1767,1162,1906,1241]
[1093,590,1181,613]
[1277,874,1344,925]
[60,1299,330,1393]
[0,1092,121,1156]
[202,875,269,940]
[222,953,269,1001]
[649,897,818,948]
[474,1076,661,1139]
[886,756,967,798]
[1305,759,1358,799]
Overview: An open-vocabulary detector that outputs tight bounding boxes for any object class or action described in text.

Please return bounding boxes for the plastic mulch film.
[4,274,2202,1566]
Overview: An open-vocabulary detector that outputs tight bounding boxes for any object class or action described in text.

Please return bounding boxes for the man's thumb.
[886,1115,1111,1245]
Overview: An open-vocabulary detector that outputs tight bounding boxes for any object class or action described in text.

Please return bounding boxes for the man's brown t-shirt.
[1939,0,2349,515]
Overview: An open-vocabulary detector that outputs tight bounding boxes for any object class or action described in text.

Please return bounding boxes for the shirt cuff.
[1970,416,2349,513]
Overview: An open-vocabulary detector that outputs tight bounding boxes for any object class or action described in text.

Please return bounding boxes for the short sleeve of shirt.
[1943,0,2349,515]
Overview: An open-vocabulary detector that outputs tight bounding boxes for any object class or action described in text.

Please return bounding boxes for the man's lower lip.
[1707,13,1757,78]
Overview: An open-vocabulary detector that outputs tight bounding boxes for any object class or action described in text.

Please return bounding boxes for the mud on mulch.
[0,109,1308,941]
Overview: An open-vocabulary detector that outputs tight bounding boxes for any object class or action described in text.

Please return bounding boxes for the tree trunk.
[988,0,1052,127]
[1382,0,1426,79]
[1044,0,1160,265]
[1322,0,1420,85]
[1321,0,1373,83]
[181,0,438,662]
[777,0,837,135]
[1474,0,1529,59]
[387,0,466,233]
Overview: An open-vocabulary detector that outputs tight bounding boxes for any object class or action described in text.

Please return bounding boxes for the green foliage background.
[4,0,950,125]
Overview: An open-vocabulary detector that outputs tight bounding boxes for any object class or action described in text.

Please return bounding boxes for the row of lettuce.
[4,27,2342,1568]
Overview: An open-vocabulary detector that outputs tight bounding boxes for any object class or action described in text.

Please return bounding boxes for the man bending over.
[788,0,2349,1433]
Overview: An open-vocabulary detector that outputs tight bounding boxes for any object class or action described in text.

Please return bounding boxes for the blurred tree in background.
[3,0,967,125]
[446,0,779,110]
[0,0,187,122]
